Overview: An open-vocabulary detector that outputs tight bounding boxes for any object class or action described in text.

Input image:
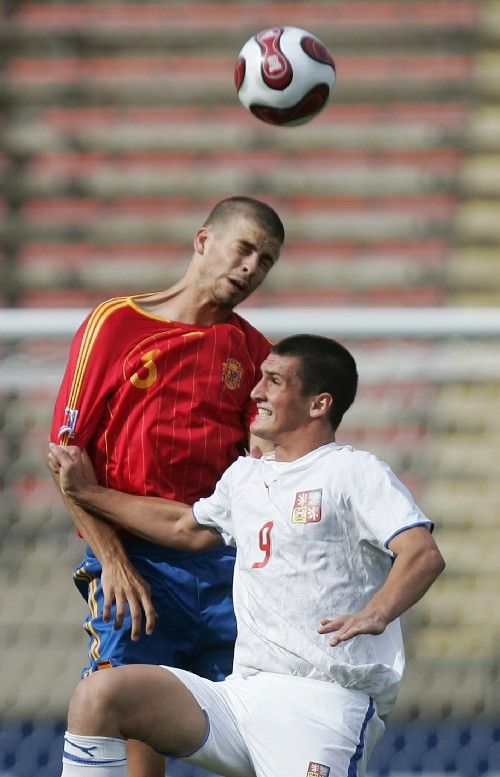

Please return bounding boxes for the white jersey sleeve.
[347,451,433,552]
[192,460,239,547]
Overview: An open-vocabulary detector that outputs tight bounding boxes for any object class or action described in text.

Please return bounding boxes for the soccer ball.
[234,26,336,127]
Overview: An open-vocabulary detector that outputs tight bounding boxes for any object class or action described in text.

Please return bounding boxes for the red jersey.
[51,295,271,504]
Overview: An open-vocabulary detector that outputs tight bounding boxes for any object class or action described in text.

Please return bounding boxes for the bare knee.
[67,665,208,757]
[67,669,124,737]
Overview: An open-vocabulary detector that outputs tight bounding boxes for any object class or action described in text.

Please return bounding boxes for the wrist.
[70,482,101,509]
[363,601,391,629]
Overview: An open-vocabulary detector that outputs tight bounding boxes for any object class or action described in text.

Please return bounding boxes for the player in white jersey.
[48,334,445,777]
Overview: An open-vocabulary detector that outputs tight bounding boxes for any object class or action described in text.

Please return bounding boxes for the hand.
[47,443,89,498]
[318,610,387,647]
[101,559,156,640]
[47,445,157,639]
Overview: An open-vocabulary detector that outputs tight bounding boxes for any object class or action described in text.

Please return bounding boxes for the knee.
[68,670,123,735]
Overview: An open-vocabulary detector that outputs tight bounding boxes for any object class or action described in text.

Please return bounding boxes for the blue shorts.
[73,537,237,681]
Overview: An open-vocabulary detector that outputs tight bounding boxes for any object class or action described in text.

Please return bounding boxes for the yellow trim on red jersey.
[60,297,129,445]
[74,566,102,663]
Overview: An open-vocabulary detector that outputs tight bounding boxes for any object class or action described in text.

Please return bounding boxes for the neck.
[132,282,233,326]
[272,429,336,462]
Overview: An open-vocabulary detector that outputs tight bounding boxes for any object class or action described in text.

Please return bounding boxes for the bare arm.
[50,467,157,640]
[318,525,445,646]
[48,443,221,553]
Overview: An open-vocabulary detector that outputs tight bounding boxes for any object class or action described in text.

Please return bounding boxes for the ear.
[194,227,210,256]
[310,393,333,420]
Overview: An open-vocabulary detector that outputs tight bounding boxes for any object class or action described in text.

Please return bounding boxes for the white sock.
[61,731,127,776]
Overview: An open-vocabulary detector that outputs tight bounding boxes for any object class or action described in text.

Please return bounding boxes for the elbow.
[429,547,446,580]
[178,523,221,552]
[170,520,206,552]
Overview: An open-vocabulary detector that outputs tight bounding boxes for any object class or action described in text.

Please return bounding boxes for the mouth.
[227,276,248,293]
[256,407,272,418]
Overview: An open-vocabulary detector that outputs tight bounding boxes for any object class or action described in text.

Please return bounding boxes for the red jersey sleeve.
[50,298,129,446]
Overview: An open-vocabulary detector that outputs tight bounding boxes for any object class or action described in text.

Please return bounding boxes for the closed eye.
[259,255,274,272]
[237,240,254,255]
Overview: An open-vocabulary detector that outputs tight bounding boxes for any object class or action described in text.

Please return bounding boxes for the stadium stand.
[1,1,500,776]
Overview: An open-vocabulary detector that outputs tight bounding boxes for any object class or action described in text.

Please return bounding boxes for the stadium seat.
[422,433,500,478]
[413,578,500,628]
[395,659,498,718]
[406,625,499,660]
[1,392,54,434]
[420,477,500,528]
[427,383,500,433]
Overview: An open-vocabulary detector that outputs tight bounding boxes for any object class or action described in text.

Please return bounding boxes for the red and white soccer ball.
[234,26,336,127]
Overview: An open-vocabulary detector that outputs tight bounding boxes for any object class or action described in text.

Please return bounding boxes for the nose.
[251,377,265,401]
[241,253,260,276]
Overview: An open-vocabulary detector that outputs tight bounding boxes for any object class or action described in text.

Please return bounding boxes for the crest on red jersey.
[291,489,322,524]
[222,357,243,390]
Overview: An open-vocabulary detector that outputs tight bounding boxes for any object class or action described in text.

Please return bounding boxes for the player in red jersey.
[50,196,285,777]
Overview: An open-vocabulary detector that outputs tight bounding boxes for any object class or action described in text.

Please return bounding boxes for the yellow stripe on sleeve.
[60,297,128,445]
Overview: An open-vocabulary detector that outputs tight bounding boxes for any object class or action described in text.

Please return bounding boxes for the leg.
[242,675,385,777]
[190,549,237,777]
[126,740,165,777]
[74,550,197,777]
[64,665,208,772]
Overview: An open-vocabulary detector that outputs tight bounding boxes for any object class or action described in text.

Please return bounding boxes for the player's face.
[198,216,280,307]
[250,353,312,441]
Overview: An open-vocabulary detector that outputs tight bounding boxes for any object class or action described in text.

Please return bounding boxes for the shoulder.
[333,445,410,502]
[226,314,271,377]
[78,298,139,347]
[324,444,392,482]
[229,453,258,474]
[220,453,260,484]
[80,296,131,334]
[228,312,270,349]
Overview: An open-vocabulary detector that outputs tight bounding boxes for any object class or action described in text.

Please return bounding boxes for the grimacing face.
[250,353,313,441]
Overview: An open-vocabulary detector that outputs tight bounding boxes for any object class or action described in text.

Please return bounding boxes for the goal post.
[2,306,500,340]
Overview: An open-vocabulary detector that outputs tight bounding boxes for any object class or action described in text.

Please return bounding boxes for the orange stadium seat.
[13,1,479,31]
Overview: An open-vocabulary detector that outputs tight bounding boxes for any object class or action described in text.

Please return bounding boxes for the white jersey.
[193,442,433,716]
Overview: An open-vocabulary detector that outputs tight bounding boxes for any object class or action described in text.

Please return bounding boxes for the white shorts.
[163,668,385,777]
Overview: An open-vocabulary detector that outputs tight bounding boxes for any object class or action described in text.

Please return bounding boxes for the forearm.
[67,482,220,552]
[52,470,159,637]
[49,442,221,551]
[53,471,129,565]
[319,531,444,646]
[362,543,445,625]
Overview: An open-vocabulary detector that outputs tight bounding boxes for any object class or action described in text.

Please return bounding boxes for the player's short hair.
[203,196,285,245]
[271,334,358,430]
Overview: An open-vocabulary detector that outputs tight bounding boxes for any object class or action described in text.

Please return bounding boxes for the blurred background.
[1,1,500,776]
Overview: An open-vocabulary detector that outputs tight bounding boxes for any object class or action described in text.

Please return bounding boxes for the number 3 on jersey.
[252,521,274,569]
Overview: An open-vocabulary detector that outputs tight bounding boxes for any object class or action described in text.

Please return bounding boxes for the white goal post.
[2,307,500,390]
[2,307,500,339]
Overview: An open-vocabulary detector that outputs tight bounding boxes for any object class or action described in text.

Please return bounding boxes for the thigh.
[243,675,385,777]
[165,668,254,777]
[73,664,208,759]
